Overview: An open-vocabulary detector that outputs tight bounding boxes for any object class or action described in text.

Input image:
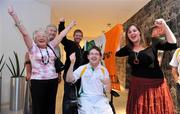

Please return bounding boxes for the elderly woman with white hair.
[8,5,76,114]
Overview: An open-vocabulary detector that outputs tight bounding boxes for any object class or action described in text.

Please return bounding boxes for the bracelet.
[24,61,31,65]
[15,21,22,27]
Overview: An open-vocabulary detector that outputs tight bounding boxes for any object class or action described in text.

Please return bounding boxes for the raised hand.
[59,17,65,22]
[154,18,166,28]
[8,5,15,16]
[154,18,176,43]
[69,20,76,27]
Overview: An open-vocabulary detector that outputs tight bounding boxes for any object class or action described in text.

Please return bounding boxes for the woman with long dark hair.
[116,18,176,114]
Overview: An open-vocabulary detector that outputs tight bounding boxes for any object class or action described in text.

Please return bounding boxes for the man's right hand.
[60,17,65,22]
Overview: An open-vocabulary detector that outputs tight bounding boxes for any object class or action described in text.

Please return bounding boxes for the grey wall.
[0,0,51,105]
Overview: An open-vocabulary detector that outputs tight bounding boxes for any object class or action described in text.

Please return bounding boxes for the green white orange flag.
[84,24,123,91]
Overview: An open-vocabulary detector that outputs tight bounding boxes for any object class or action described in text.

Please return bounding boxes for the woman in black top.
[116,18,176,114]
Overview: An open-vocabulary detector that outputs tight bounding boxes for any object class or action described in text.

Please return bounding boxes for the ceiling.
[37,0,151,39]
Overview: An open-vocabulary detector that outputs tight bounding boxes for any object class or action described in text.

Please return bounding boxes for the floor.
[1,80,128,114]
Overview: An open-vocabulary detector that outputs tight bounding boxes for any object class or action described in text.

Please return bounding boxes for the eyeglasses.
[89,53,100,56]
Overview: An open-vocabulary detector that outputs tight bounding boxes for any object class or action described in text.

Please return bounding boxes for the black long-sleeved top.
[58,22,84,75]
[115,40,177,79]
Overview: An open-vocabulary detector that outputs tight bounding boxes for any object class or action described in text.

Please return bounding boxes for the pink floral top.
[29,42,58,80]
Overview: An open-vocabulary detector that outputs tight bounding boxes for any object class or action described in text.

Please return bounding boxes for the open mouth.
[38,40,46,43]
[91,57,97,61]
[130,35,137,40]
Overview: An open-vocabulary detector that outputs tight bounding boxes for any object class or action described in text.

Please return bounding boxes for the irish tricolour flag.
[84,24,123,90]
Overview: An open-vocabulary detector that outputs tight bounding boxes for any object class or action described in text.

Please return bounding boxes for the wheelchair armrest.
[110,89,120,97]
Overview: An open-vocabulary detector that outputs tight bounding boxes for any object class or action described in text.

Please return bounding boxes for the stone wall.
[123,0,180,113]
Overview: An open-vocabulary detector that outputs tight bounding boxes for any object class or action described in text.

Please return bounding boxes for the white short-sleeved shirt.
[73,63,109,97]
[29,42,58,80]
[169,48,180,83]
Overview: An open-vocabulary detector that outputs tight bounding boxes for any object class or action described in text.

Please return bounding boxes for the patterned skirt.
[126,76,175,114]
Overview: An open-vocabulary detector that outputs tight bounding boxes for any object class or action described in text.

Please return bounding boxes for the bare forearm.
[172,67,179,82]
[8,6,33,49]
[25,63,31,80]
[66,63,75,83]
[11,13,29,37]
[104,79,111,93]
[164,24,176,43]
[52,21,75,46]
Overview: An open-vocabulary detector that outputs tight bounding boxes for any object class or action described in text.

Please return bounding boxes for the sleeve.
[73,66,83,82]
[115,45,130,57]
[58,21,69,46]
[169,48,180,67]
[58,22,65,34]
[153,39,177,51]
[29,42,36,54]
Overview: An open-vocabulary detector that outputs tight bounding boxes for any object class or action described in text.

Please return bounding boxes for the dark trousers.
[62,82,79,114]
[30,78,58,114]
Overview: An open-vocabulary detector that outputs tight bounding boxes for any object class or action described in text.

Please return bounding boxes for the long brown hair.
[125,24,147,49]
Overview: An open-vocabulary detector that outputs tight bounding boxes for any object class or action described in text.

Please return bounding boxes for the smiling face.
[73,29,83,44]
[88,46,102,67]
[46,25,57,41]
[34,30,49,48]
[125,24,147,49]
[127,25,141,44]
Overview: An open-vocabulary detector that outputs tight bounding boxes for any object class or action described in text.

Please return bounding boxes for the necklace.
[133,52,139,64]
[38,47,50,65]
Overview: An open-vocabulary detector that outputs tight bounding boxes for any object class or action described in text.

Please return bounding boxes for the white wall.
[0,0,51,105]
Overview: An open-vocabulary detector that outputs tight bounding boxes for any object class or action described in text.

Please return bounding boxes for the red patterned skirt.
[126,76,175,114]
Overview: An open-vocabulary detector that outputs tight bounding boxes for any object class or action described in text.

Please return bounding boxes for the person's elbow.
[66,78,72,83]
[66,76,75,83]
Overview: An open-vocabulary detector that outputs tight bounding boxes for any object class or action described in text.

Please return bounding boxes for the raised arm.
[51,20,76,47]
[58,17,65,34]
[8,6,33,50]
[66,53,76,83]
[154,18,176,43]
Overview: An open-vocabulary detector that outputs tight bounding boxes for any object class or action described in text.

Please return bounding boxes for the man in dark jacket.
[58,18,88,114]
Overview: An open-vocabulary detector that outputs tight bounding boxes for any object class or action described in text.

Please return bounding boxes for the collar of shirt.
[87,63,102,71]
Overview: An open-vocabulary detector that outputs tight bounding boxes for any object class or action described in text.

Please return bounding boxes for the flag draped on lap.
[84,24,123,90]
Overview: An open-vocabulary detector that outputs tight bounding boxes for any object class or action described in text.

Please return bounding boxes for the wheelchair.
[109,89,120,114]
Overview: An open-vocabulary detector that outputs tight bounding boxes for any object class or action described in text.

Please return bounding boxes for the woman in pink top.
[8,5,76,114]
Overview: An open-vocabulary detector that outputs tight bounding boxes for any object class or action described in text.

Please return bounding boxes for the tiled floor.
[1,80,128,114]
[1,105,23,114]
